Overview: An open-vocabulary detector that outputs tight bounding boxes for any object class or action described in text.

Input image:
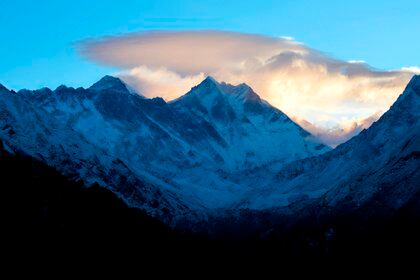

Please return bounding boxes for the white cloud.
[400,66,420,74]
[78,30,415,144]
[294,111,382,147]
[279,36,295,41]
[348,60,366,64]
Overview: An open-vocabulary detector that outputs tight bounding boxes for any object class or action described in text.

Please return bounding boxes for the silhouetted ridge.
[0,83,8,92]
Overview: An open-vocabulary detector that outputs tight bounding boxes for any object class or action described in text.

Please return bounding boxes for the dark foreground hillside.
[0,142,194,257]
[1,141,419,266]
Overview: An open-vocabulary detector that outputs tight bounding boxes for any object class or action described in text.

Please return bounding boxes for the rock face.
[0,76,329,224]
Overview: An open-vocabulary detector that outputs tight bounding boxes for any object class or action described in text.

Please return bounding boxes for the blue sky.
[0,0,419,90]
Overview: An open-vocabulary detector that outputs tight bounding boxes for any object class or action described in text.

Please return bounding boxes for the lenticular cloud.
[78,30,416,145]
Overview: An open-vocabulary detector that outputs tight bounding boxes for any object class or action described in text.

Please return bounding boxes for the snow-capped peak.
[378,74,420,122]
[89,75,139,95]
[404,74,420,97]
[169,76,225,105]
[55,85,73,92]
[203,75,219,85]
[193,76,223,94]
[196,77,261,102]
[174,77,262,104]
[168,76,330,171]
[219,82,261,103]
[409,74,420,86]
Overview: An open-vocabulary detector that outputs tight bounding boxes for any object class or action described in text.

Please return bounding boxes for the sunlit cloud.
[293,111,382,147]
[78,30,417,145]
[119,66,205,100]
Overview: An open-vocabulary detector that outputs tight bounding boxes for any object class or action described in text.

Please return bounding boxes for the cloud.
[401,66,420,74]
[78,30,306,75]
[293,111,382,147]
[119,66,205,100]
[78,30,416,144]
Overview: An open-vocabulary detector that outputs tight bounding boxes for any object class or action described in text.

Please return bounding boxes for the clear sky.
[1,0,419,90]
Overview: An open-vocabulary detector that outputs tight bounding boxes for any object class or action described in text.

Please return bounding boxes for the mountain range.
[0,74,418,234]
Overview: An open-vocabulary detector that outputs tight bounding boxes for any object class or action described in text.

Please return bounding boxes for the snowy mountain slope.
[11,79,246,209]
[0,83,202,225]
[0,76,330,222]
[171,76,329,170]
[242,75,420,212]
[0,74,418,233]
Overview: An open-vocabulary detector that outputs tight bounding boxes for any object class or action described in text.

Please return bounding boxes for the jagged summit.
[408,74,420,86]
[219,82,261,103]
[376,74,420,119]
[175,76,262,104]
[169,76,224,105]
[204,75,218,83]
[192,76,222,93]
[201,77,262,102]
[169,76,330,170]
[89,75,138,95]
[374,74,420,128]
[172,76,299,126]
[404,74,420,97]
[89,75,127,91]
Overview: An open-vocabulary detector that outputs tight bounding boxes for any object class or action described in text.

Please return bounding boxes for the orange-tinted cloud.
[293,111,382,147]
[78,30,417,144]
